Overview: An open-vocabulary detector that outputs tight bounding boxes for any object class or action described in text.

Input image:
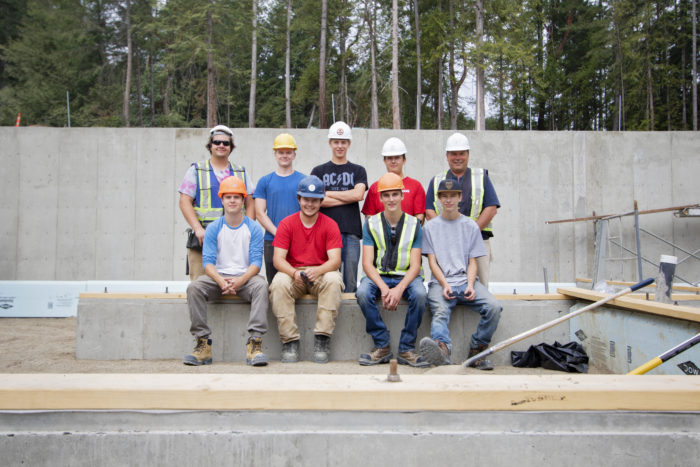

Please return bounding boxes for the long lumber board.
[78,292,570,301]
[0,374,698,412]
[558,286,700,322]
[576,277,700,293]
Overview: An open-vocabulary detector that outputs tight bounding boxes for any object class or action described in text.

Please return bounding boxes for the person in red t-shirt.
[269,175,344,364]
[361,137,426,223]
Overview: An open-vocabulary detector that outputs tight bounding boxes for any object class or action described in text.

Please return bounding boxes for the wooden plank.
[79,292,358,301]
[80,292,188,299]
[575,277,700,293]
[557,287,700,322]
[546,203,699,224]
[494,294,569,300]
[627,293,700,301]
[0,374,698,412]
[79,292,570,301]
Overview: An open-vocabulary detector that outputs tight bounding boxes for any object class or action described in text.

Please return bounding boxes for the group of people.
[177,122,503,370]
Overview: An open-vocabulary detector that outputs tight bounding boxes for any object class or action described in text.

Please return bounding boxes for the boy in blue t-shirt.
[253,133,306,283]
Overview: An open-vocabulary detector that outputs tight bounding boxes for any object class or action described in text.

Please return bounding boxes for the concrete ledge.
[1,374,699,411]
[2,410,698,466]
[76,295,573,364]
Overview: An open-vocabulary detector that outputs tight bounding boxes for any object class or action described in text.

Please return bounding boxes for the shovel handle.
[629,277,654,292]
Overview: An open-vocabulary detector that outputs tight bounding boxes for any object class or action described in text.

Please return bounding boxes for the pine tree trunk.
[206,8,217,127]
[414,0,421,129]
[368,0,379,129]
[123,0,132,127]
[693,0,698,130]
[249,0,258,128]
[437,58,443,130]
[285,0,292,128]
[319,0,328,128]
[391,0,400,129]
[475,0,485,130]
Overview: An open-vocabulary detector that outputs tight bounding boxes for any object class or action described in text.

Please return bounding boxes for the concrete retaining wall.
[2,128,698,283]
[76,296,573,365]
[1,411,698,466]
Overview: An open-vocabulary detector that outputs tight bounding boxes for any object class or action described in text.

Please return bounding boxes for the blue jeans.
[340,233,361,293]
[427,280,502,349]
[356,275,427,352]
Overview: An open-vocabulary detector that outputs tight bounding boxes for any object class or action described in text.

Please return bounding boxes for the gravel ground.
[1,317,605,375]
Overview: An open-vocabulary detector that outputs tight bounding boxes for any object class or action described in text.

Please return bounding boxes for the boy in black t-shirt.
[311,121,368,293]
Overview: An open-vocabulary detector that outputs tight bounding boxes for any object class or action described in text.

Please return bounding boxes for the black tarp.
[511,341,589,373]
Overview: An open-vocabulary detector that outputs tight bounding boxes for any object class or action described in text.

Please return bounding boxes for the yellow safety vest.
[432,168,493,232]
[193,160,246,224]
[367,213,419,275]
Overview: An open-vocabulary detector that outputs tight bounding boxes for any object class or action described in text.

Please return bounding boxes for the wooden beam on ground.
[0,374,698,412]
[79,292,358,301]
[546,204,699,224]
[558,287,700,322]
[576,277,700,293]
[79,292,570,301]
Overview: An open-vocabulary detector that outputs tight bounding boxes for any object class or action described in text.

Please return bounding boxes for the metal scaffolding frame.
[547,203,700,290]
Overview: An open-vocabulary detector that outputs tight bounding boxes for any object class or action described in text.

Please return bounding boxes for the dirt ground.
[0,317,603,375]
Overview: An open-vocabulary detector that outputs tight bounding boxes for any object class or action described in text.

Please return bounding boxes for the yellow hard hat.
[273,133,298,150]
[218,176,247,199]
[377,172,404,193]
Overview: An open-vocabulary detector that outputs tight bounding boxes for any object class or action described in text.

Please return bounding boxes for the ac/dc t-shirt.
[311,160,367,237]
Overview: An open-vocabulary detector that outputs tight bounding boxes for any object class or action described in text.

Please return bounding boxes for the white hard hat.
[445,133,470,152]
[210,124,234,137]
[381,137,407,157]
[328,121,352,140]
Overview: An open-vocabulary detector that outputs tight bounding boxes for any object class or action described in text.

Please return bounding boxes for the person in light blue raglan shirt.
[253,133,306,283]
[183,176,269,367]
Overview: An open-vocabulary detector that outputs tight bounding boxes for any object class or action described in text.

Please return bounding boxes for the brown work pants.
[187,248,205,281]
[475,238,493,288]
[269,271,344,343]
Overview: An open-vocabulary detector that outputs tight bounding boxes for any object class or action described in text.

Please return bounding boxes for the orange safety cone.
[15,112,21,127]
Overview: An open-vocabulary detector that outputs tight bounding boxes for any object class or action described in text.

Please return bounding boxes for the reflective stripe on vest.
[367,213,419,275]
[431,168,492,232]
[193,160,246,224]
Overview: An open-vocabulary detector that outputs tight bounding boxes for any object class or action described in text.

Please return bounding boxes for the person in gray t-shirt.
[419,179,502,370]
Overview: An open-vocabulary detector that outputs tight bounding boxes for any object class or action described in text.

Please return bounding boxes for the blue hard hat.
[297,175,325,199]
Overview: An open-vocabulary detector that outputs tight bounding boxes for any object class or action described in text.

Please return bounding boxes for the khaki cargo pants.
[269,271,344,343]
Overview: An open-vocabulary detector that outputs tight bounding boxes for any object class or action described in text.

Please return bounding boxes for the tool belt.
[186,228,202,251]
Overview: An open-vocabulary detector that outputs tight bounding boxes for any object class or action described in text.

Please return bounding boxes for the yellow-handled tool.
[628,333,700,375]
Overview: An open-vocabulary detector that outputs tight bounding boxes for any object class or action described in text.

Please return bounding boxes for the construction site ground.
[0,317,609,375]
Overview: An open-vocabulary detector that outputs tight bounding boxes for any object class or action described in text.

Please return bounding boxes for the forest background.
[0,0,698,131]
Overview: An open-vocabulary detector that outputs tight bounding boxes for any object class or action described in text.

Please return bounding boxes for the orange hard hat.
[218,176,247,199]
[377,172,404,193]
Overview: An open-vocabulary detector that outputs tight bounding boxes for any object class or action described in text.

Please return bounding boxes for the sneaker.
[183,336,212,366]
[419,337,451,366]
[397,349,430,368]
[281,340,300,363]
[246,336,268,367]
[358,346,392,366]
[313,334,331,364]
[467,345,494,371]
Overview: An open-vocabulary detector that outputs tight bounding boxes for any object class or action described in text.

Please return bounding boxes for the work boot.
[467,345,494,371]
[358,345,392,366]
[419,337,451,366]
[183,336,212,366]
[246,336,268,367]
[397,349,430,368]
[281,340,300,363]
[313,334,331,364]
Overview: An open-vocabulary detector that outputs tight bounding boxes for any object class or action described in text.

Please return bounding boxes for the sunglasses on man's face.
[212,140,231,147]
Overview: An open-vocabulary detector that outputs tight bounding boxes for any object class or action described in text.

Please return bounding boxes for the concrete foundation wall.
[2,411,698,467]
[76,297,572,365]
[2,128,698,283]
